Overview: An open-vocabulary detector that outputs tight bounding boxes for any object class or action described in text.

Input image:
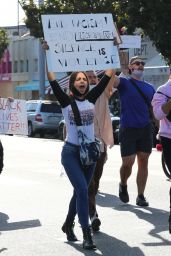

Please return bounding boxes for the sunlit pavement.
[0,135,170,256]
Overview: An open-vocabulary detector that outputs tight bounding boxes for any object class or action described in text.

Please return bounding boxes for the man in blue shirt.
[113,56,155,206]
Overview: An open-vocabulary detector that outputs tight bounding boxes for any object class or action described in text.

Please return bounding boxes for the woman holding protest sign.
[42,40,114,250]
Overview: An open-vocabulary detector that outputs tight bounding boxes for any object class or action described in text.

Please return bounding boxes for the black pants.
[0,140,4,174]
[88,150,107,218]
[160,136,171,209]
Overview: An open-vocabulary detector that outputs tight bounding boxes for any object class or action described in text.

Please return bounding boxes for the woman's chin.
[79,90,86,94]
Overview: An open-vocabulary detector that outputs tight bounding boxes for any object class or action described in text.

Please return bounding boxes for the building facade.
[0,27,170,100]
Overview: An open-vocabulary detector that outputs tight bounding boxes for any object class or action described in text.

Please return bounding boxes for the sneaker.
[119,183,129,203]
[90,216,101,232]
[136,194,149,207]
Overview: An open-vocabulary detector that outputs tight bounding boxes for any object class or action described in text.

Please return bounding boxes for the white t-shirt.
[62,99,95,145]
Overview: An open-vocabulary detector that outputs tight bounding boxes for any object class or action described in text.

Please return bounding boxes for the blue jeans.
[61,142,96,228]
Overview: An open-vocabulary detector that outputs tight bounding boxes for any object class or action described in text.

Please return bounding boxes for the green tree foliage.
[20,0,171,64]
[113,0,171,64]
[0,29,9,60]
[19,0,117,38]
[19,0,61,38]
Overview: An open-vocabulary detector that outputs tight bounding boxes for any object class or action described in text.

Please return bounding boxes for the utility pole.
[17,0,20,35]
[38,0,45,100]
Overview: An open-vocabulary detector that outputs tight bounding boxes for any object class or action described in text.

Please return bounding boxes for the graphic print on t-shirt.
[68,108,94,126]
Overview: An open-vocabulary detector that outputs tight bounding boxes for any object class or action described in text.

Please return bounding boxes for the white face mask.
[132,69,144,79]
[89,84,96,90]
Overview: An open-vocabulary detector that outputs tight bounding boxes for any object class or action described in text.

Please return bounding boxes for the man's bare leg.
[136,152,150,206]
[119,154,136,203]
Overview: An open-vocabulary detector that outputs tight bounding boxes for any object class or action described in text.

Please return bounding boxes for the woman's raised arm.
[42,41,56,81]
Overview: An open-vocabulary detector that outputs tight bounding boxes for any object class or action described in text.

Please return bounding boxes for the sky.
[0,0,26,27]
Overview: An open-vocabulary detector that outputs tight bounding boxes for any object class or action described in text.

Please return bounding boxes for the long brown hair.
[69,72,89,93]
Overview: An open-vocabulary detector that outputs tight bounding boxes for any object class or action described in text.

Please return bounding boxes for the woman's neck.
[74,95,85,100]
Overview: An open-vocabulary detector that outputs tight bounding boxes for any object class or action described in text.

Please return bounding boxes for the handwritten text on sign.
[41,14,120,72]
[0,98,28,135]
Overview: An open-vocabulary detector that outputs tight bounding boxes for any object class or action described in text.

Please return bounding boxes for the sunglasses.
[131,61,145,66]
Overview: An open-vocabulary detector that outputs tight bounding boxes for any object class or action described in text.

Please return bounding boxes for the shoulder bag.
[70,100,101,166]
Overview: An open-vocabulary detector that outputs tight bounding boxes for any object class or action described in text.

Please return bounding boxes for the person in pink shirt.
[152,77,171,234]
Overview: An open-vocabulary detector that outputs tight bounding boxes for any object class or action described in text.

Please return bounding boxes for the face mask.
[71,85,89,97]
[89,84,96,90]
[132,69,144,79]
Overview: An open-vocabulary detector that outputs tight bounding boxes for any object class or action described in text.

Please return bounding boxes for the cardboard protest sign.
[119,35,141,49]
[42,13,120,72]
[113,22,122,45]
[0,98,28,135]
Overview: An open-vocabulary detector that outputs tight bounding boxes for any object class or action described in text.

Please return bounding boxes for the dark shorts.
[119,123,153,157]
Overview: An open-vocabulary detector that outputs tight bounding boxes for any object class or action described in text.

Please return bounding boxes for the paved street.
[0,135,171,256]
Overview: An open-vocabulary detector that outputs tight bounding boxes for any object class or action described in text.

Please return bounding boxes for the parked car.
[110,113,120,145]
[58,119,66,140]
[110,113,158,147]
[26,100,63,137]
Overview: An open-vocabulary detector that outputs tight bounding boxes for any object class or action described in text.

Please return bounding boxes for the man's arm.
[104,73,120,92]
[104,80,113,98]
[104,69,115,78]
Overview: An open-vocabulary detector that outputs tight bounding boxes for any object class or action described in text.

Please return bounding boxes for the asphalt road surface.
[0,135,171,256]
